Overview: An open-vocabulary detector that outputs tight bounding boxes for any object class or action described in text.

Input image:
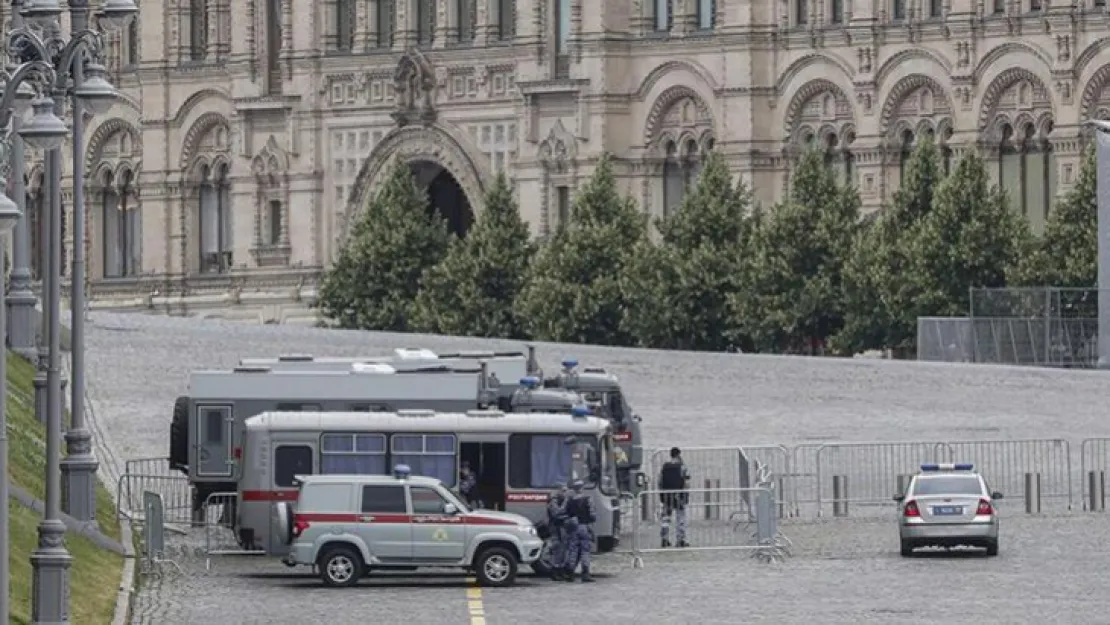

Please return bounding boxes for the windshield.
[581,390,628,426]
[566,435,617,496]
[912,476,983,497]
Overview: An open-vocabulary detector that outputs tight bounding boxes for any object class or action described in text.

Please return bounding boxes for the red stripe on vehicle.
[505,492,550,503]
[293,512,517,526]
[241,490,299,502]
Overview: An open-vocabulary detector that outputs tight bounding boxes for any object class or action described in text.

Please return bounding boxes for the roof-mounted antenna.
[478,360,495,408]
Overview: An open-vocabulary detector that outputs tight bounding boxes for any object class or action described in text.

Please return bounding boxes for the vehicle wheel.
[475,546,518,588]
[318,546,363,588]
[275,501,294,546]
[984,540,999,557]
[899,540,914,557]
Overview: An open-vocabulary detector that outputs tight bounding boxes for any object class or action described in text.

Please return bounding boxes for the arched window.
[198,164,233,273]
[898,129,914,183]
[683,138,701,189]
[102,170,142,278]
[662,141,682,218]
[998,121,1054,230]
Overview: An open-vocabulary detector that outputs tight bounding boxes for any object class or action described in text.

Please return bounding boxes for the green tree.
[732,148,860,352]
[903,150,1032,319]
[1013,144,1096,287]
[317,162,452,330]
[515,155,647,345]
[622,152,754,351]
[411,173,534,338]
[834,137,944,354]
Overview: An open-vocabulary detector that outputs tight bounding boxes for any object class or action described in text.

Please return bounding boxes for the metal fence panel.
[790,444,830,518]
[204,492,265,568]
[943,439,1072,512]
[741,445,791,517]
[627,487,789,564]
[117,459,192,526]
[917,317,974,363]
[1081,438,1110,511]
[816,442,950,518]
[142,491,165,560]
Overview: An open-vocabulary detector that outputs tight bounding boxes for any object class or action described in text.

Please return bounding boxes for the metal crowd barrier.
[814,439,1073,518]
[203,491,265,569]
[117,457,193,526]
[1081,438,1110,511]
[139,491,182,576]
[624,486,791,566]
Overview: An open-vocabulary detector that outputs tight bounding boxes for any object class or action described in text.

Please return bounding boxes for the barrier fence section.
[813,439,1072,517]
[625,486,790,566]
[139,491,181,576]
[117,457,192,526]
[1081,438,1110,511]
[204,491,266,569]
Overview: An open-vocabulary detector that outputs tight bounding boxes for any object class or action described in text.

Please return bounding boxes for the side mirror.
[893,493,904,502]
[635,472,647,488]
[633,414,642,423]
[991,492,1003,500]
[443,503,459,515]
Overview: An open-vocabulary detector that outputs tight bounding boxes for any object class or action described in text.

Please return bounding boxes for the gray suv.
[277,470,544,587]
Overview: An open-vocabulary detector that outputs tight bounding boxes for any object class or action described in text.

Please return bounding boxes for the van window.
[349,403,391,412]
[321,433,387,475]
[391,434,457,487]
[299,483,351,512]
[508,434,573,489]
[361,485,406,513]
[276,403,321,412]
[274,445,313,487]
[410,487,449,515]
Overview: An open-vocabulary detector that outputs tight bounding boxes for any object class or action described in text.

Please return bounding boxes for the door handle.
[360,515,374,522]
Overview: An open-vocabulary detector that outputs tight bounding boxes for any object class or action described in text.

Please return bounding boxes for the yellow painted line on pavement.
[465,577,486,625]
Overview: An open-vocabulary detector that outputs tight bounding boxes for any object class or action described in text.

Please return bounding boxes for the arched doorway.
[410,160,474,237]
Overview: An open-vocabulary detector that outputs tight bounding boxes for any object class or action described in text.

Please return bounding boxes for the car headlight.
[520,526,537,536]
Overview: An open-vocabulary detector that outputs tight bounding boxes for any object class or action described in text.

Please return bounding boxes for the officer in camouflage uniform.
[545,486,569,580]
[561,479,596,582]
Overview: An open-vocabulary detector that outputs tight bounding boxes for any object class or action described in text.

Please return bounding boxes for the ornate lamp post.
[0,56,42,625]
[12,0,137,621]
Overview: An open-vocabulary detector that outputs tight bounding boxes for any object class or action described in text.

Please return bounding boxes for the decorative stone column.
[357,0,374,51]
[435,0,453,47]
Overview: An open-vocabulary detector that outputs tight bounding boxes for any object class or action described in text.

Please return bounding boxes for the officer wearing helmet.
[544,485,569,580]
[561,479,596,582]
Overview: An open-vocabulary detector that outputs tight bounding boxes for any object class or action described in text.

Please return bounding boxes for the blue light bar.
[920,463,973,472]
[920,463,940,471]
[570,405,591,418]
[519,376,540,389]
[953,463,974,471]
[562,358,578,369]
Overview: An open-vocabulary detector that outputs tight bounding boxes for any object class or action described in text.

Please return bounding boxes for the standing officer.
[562,479,596,582]
[545,486,569,580]
[459,462,480,508]
[658,447,690,548]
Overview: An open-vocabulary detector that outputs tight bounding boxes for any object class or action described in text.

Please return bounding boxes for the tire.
[274,501,294,545]
[899,540,914,557]
[169,397,190,473]
[474,546,518,588]
[984,540,999,557]
[318,545,363,588]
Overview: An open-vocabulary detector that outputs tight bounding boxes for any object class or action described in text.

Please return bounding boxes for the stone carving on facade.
[1056,35,1070,63]
[393,48,437,127]
[956,42,971,68]
[539,120,576,173]
[857,47,872,74]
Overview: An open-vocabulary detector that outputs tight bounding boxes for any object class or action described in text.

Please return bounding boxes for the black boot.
[550,568,564,581]
[661,538,671,548]
[580,567,594,583]
[562,567,576,582]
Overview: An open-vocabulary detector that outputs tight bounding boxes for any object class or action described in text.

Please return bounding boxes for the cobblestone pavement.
[80,312,1110,624]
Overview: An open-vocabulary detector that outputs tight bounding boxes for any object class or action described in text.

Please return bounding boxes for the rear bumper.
[901,520,998,544]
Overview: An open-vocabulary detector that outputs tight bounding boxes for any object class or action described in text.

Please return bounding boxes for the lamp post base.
[30,518,72,625]
[61,429,98,521]
[7,286,38,359]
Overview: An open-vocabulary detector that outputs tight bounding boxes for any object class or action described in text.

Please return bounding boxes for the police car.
[894,463,1003,557]
[277,465,544,587]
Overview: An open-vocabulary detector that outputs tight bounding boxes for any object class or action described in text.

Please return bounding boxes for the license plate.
[933,506,962,515]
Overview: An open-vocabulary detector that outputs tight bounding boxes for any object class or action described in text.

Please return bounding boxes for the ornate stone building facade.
[42,0,1110,319]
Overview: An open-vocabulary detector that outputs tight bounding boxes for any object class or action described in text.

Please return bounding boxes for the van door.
[408,485,466,562]
[358,485,411,562]
[195,404,233,477]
